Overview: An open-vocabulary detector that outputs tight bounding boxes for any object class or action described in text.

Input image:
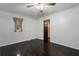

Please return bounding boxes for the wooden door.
[43,19,50,56]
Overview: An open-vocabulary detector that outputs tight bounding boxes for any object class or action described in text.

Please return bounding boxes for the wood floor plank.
[0,39,79,56]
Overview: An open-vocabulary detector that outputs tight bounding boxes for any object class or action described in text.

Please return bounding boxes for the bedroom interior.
[0,3,79,56]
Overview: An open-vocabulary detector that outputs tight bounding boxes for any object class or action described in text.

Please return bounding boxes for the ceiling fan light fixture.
[40,4,44,10]
[36,3,44,10]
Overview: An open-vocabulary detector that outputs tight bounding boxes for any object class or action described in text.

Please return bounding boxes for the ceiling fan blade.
[45,3,56,6]
[26,5,35,8]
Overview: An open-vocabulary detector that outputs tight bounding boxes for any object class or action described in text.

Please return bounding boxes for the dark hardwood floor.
[0,39,79,56]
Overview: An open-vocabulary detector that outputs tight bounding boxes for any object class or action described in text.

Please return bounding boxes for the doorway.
[43,19,50,56]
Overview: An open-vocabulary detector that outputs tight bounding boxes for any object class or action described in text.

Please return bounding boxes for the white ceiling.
[0,3,79,19]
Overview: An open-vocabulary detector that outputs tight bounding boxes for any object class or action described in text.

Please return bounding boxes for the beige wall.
[0,11,37,46]
[36,6,79,50]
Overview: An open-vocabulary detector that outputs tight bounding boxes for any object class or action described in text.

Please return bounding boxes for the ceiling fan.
[26,3,56,12]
